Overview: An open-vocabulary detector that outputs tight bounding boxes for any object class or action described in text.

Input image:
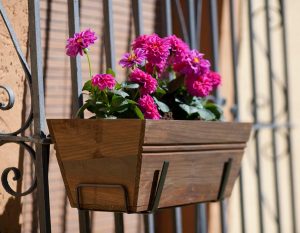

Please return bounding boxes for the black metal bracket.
[76,160,169,214]
[217,158,233,201]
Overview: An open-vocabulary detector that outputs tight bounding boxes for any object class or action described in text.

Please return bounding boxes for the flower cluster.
[118,33,221,119]
[66,29,222,121]
[66,29,97,57]
[92,74,116,90]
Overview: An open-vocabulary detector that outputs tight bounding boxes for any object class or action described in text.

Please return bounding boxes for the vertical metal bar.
[247,1,264,233]
[163,0,172,36]
[114,212,124,233]
[209,0,219,72]
[103,0,116,71]
[279,1,297,232]
[209,0,221,103]
[144,214,155,233]
[229,1,246,232]
[28,1,51,233]
[103,2,123,232]
[196,204,207,233]
[187,0,196,49]
[67,0,83,117]
[174,0,189,44]
[196,0,203,50]
[174,207,183,233]
[264,0,282,232]
[78,210,91,233]
[132,0,144,36]
[220,201,228,233]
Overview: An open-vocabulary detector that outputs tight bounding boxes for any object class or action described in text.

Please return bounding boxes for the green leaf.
[179,104,199,115]
[110,89,129,98]
[155,86,167,95]
[122,82,139,89]
[106,68,116,77]
[82,80,92,92]
[133,106,144,119]
[75,101,90,118]
[204,103,223,120]
[111,95,125,107]
[153,97,170,113]
[197,108,215,121]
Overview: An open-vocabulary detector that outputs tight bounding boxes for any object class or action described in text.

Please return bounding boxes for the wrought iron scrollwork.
[0,85,15,110]
[0,142,37,197]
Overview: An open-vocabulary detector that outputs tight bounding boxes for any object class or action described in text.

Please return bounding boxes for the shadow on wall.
[0,197,21,233]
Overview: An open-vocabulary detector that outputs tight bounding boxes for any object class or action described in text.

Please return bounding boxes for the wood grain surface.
[47,119,252,212]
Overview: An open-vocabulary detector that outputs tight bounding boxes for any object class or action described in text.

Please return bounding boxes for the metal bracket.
[75,160,169,214]
[217,158,233,200]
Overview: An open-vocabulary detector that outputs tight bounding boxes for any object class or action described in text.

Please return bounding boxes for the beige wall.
[0,1,28,233]
[218,1,300,233]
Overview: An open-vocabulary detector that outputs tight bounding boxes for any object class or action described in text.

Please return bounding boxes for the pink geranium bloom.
[138,95,161,120]
[119,48,146,68]
[166,35,189,63]
[66,29,97,57]
[185,74,213,97]
[132,34,170,73]
[129,68,158,95]
[174,50,210,76]
[208,71,221,88]
[91,74,116,90]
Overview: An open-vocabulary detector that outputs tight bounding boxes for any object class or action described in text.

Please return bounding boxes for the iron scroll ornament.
[0,141,37,197]
[0,85,15,110]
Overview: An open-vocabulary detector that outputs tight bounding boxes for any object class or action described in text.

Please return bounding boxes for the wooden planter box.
[47,119,251,213]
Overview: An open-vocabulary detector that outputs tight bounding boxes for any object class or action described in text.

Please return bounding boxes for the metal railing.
[0,0,297,233]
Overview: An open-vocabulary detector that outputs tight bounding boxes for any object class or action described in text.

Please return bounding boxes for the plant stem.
[84,48,92,78]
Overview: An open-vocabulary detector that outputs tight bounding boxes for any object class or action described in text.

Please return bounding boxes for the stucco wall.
[0,0,29,233]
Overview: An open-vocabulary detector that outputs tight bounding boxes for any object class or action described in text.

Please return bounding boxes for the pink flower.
[66,29,97,57]
[91,74,116,90]
[129,68,158,95]
[138,95,161,120]
[132,35,150,50]
[174,50,210,76]
[208,71,221,88]
[132,34,171,73]
[119,48,146,68]
[166,35,189,63]
[185,75,214,97]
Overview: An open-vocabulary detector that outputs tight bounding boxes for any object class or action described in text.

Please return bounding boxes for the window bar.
[265,0,282,232]
[132,0,144,36]
[174,0,189,44]
[144,214,155,233]
[103,1,123,232]
[28,1,52,233]
[174,207,183,233]
[195,0,203,50]
[187,0,196,49]
[229,1,246,233]
[67,1,91,232]
[103,0,116,71]
[162,0,172,36]
[208,1,226,232]
[279,1,297,232]
[194,1,207,232]
[247,0,264,232]
[67,0,83,118]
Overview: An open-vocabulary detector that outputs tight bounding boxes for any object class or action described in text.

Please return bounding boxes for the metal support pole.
[28,0,51,232]
[78,210,91,233]
[144,214,155,233]
[173,207,183,233]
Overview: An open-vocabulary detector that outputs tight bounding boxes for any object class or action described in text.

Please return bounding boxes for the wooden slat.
[143,143,246,153]
[144,120,252,144]
[48,119,252,212]
[135,149,243,211]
